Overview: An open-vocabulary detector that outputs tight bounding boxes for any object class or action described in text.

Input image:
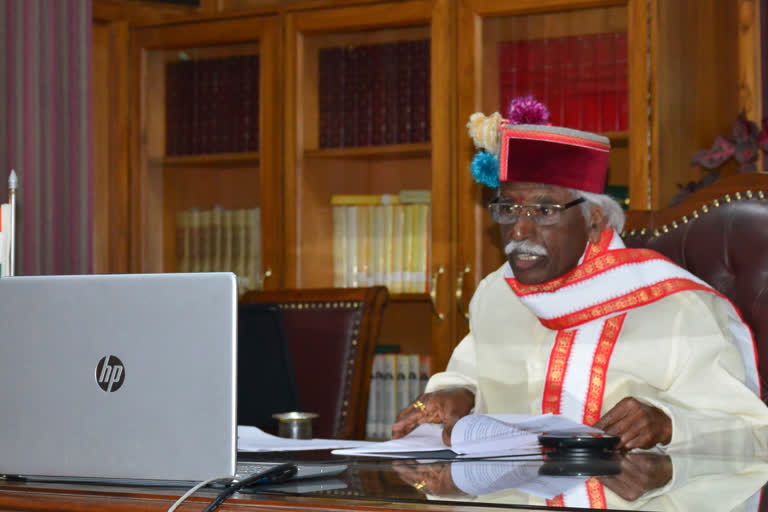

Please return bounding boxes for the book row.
[165,55,260,156]
[175,207,262,294]
[498,32,628,133]
[332,192,431,293]
[318,40,430,148]
[365,353,432,441]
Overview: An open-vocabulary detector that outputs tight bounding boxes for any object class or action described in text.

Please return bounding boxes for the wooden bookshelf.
[304,144,431,160]
[155,152,260,167]
[116,0,746,370]
[132,15,282,294]
[284,0,455,369]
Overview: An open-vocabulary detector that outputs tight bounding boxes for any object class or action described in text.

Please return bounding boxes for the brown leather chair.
[623,173,768,401]
[239,286,388,439]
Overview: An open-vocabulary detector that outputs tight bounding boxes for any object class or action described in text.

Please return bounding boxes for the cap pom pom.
[506,95,550,126]
[467,112,504,155]
[471,151,500,188]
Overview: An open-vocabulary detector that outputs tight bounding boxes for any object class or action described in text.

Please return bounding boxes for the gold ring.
[412,480,427,490]
[412,400,427,413]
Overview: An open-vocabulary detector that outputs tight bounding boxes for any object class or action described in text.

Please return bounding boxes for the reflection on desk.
[2,450,768,511]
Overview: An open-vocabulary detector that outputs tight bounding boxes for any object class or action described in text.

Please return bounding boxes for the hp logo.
[95,355,125,392]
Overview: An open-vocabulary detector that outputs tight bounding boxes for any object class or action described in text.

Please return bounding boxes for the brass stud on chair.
[640,228,647,236]
[723,195,730,203]
[662,225,669,234]
[734,192,742,200]
[746,190,754,199]
[701,205,709,213]
[681,216,688,224]
[653,229,661,237]
[620,230,627,238]
[671,221,678,229]
[759,191,766,200]
[712,199,720,207]
[692,210,699,219]
[630,229,637,236]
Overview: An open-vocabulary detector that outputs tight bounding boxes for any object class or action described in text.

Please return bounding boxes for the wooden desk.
[1,452,766,512]
[0,481,537,512]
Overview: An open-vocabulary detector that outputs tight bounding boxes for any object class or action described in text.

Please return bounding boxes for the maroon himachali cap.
[469,96,611,193]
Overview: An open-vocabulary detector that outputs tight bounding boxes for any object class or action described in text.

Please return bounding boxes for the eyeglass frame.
[487,197,586,225]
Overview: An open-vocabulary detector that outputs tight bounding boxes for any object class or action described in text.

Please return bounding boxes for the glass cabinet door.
[456,0,642,340]
[133,16,281,293]
[284,0,456,371]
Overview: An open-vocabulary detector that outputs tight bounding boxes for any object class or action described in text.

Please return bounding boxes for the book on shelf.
[330,191,430,293]
[164,54,260,156]
[498,32,628,133]
[317,40,431,149]
[174,206,262,294]
[365,351,433,440]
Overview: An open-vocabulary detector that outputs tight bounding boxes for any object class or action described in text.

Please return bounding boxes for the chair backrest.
[239,286,388,439]
[623,173,768,401]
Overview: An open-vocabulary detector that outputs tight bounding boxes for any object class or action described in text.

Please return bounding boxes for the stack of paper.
[333,414,602,458]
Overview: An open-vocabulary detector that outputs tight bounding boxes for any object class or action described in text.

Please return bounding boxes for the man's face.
[497,181,591,285]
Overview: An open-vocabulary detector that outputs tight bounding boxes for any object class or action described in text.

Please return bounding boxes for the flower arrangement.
[691,112,768,173]
[672,112,768,204]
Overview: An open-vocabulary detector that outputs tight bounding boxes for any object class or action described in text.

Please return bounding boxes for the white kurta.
[426,265,768,452]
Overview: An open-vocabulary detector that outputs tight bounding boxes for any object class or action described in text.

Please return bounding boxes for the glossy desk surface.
[1,449,767,512]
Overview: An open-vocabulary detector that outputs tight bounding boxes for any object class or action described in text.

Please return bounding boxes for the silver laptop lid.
[0,273,237,482]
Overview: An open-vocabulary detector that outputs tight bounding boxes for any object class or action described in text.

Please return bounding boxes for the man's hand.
[593,397,672,450]
[392,460,467,498]
[598,452,673,501]
[391,388,475,445]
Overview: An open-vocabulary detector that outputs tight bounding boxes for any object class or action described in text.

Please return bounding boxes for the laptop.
[0,273,345,485]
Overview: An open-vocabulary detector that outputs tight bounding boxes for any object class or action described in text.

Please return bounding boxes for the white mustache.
[504,239,548,257]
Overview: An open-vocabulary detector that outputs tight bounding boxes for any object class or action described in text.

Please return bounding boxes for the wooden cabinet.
[283,0,457,369]
[121,0,746,370]
[453,0,741,342]
[131,15,283,291]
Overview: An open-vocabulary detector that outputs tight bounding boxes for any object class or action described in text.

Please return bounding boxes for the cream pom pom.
[466,112,503,155]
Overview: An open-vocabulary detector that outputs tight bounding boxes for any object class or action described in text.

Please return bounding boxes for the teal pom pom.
[471,151,500,188]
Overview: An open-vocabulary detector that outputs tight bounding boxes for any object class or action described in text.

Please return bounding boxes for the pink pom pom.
[506,95,550,125]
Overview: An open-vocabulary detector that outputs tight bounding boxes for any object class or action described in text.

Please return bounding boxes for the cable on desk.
[167,475,233,512]
[202,463,298,512]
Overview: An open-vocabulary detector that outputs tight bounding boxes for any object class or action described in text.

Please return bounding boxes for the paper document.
[237,425,377,452]
[332,414,602,458]
[451,460,586,498]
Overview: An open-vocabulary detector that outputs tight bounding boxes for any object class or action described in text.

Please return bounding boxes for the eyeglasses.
[488,197,585,226]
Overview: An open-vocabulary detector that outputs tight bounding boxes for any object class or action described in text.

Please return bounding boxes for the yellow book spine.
[332,205,348,287]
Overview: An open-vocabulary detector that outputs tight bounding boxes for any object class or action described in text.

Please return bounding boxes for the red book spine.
[343,47,359,147]
[329,48,345,148]
[596,33,617,133]
[371,45,387,146]
[549,37,566,126]
[580,35,599,132]
[396,41,412,143]
[165,61,180,156]
[615,33,628,131]
[563,36,581,129]
[249,55,261,152]
[528,38,546,107]
[357,45,372,147]
[318,48,333,148]
[410,40,429,143]
[384,43,399,145]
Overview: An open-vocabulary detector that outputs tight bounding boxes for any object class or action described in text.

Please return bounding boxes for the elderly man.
[392,99,768,451]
